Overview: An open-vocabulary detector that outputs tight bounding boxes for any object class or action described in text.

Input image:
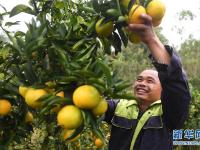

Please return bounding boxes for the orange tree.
[0,0,166,149]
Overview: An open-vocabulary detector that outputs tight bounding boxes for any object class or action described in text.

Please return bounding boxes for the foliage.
[0,0,135,149]
[178,10,195,21]
[179,38,200,90]
[184,87,200,129]
[0,0,199,149]
[174,87,200,150]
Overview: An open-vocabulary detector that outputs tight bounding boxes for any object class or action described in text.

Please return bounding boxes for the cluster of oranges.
[57,85,108,129]
[121,0,165,27]
[18,84,107,145]
[127,0,166,43]
[57,85,107,145]
[95,0,166,44]
[0,97,33,123]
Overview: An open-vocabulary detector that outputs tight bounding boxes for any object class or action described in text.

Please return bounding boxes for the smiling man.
[134,69,162,112]
[104,14,191,150]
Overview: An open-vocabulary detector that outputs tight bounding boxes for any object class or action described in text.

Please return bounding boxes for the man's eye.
[147,80,154,83]
[137,78,142,82]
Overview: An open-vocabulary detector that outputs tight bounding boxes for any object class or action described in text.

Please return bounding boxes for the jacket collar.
[126,99,161,107]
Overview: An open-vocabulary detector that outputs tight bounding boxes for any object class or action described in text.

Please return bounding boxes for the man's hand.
[127,13,171,65]
[127,14,156,45]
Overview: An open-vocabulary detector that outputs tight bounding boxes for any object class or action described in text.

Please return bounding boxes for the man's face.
[133,69,162,102]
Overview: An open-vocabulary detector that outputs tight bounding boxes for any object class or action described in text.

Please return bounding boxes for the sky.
[0,0,200,49]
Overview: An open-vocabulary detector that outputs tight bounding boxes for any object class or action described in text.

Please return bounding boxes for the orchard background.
[0,0,200,150]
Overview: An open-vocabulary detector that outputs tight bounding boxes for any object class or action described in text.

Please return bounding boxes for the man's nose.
[137,80,147,86]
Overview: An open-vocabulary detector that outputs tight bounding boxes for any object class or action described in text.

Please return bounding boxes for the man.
[104,14,191,150]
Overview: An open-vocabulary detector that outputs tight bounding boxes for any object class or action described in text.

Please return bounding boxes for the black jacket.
[104,45,191,150]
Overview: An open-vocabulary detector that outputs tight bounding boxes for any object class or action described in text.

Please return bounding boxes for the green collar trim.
[126,100,138,107]
[126,99,161,108]
[149,100,161,107]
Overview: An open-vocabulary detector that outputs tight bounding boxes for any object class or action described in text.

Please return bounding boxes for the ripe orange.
[92,99,108,116]
[95,138,104,148]
[57,105,83,129]
[129,5,146,24]
[56,91,64,98]
[95,18,114,37]
[146,0,166,27]
[25,111,34,123]
[0,99,11,116]
[73,85,101,109]
[63,129,80,142]
[19,86,29,98]
[25,88,47,108]
[152,19,162,27]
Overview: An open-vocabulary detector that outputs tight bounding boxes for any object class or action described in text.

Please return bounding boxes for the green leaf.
[55,76,78,84]
[78,5,96,14]
[55,1,64,9]
[113,92,136,100]
[105,9,120,20]
[64,124,84,141]
[101,38,112,55]
[92,0,100,13]
[10,4,35,17]
[16,36,25,49]
[74,44,96,61]
[23,61,38,84]
[10,66,25,83]
[0,4,7,12]
[88,77,105,87]
[5,21,20,27]
[14,31,26,37]
[114,81,132,92]
[72,38,86,51]
[73,70,97,78]
[86,20,96,34]
[57,24,67,38]
[96,60,112,86]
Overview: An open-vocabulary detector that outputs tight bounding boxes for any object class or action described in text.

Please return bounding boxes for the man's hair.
[144,68,157,72]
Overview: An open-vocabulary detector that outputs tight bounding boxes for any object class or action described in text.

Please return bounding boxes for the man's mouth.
[136,88,149,94]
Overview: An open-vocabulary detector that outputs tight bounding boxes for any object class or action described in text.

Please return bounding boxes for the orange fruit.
[92,99,108,116]
[129,5,146,24]
[0,99,11,116]
[63,129,80,142]
[146,0,165,27]
[56,91,64,98]
[152,19,162,27]
[25,111,34,123]
[57,105,83,129]
[19,86,29,98]
[95,138,104,148]
[73,85,101,109]
[25,88,47,108]
[95,18,114,37]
